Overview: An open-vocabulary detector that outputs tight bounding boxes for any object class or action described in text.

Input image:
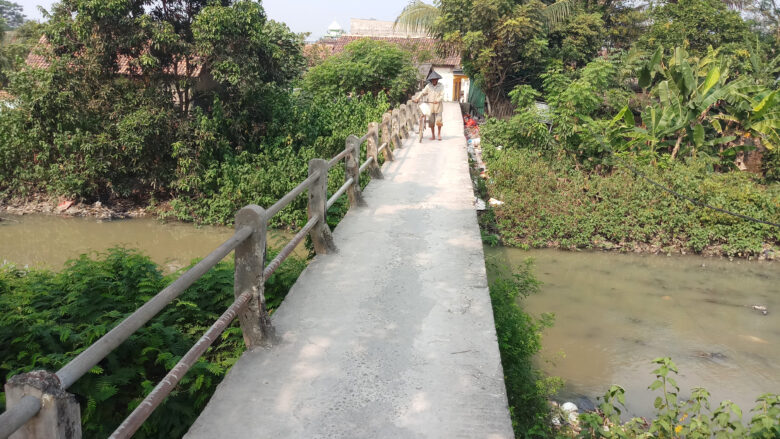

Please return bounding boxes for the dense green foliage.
[574,358,780,437]
[481,147,780,256]
[0,1,408,226]
[304,39,418,103]
[0,10,41,88]
[0,0,24,30]
[487,259,561,437]
[0,247,305,437]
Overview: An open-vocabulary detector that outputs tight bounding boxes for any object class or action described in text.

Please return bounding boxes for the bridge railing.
[0,100,419,439]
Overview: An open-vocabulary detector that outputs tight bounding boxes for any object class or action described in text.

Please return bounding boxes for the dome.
[328,21,343,32]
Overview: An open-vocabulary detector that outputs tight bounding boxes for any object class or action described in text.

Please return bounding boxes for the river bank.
[0,195,149,220]
[467,137,780,260]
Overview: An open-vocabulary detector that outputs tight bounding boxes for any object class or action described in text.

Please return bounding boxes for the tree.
[303,38,417,103]
[436,0,549,117]
[640,0,753,56]
[0,0,24,30]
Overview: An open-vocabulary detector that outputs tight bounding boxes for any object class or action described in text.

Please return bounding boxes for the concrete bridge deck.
[186,103,513,438]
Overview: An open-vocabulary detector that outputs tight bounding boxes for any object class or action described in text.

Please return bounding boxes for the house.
[306,19,469,103]
[0,90,14,111]
[25,36,216,111]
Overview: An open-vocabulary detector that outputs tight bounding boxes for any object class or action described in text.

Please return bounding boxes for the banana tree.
[620,46,745,161]
[714,89,780,150]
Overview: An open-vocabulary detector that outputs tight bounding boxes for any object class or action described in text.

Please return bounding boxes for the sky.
[15,0,417,41]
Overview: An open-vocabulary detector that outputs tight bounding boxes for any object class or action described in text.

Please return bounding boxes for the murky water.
[485,247,779,419]
[0,214,302,272]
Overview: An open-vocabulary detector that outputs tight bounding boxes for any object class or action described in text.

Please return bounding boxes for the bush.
[303,38,418,103]
[487,259,561,437]
[0,247,305,437]
[482,146,780,256]
[576,358,780,438]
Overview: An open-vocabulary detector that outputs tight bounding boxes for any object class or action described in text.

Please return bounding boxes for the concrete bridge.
[1,102,513,438]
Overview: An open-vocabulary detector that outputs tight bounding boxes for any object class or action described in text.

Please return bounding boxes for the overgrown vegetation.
[0,247,305,437]
[450,0,780,257]
[0,0,410,226]
[487,259,562,437]
[573,358,780,437]
[481,147,780,256]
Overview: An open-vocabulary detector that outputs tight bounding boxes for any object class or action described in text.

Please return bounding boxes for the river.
[0,214,302,272]
[3,215,778,419]
[486,247,779,419]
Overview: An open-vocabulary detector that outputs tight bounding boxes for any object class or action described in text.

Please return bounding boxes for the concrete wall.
[350,18,428,38]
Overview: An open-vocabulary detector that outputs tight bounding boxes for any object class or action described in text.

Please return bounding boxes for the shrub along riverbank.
[0,247,305,438]
[478,146,780,258]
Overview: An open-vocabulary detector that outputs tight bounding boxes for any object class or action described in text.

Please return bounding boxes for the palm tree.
[393,0,577,36]
[393,0,439,36]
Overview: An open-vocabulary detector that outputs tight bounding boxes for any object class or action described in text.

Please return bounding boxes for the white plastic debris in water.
[475,198,487,211]
[488,198,504,206]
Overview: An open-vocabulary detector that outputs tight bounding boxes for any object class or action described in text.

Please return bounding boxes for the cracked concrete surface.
[185,103,513,439]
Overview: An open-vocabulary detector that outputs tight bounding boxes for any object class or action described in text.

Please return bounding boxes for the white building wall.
[431,67,455,102]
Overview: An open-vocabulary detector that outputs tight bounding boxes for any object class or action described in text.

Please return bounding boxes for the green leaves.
[0,248,305,437]
[303,38,417,104]
[576,357,780,438]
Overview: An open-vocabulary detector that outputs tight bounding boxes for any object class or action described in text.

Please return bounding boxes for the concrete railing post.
[307,159,337,255]
[399,104,409,138]
[366,122,383,179]
[380,113,395,162]
[390,110,403,149]
[407,100,417,131]
[392,108,405,140]
[4,371,81,439]
[344,136,366,208]
[234,205,273,347]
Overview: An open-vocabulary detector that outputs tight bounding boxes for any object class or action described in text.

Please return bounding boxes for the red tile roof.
[26,36,204,78]
[308,36,461,67]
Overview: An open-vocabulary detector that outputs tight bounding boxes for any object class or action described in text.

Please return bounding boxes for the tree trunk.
[485,87,514,119]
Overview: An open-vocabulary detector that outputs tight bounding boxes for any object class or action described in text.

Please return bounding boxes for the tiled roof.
[308,36,461,67]
[26,36,204,78]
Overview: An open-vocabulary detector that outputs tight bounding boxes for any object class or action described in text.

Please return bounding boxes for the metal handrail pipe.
[109,291,253,439]
[328,148,351,168]
[378,142,388,153]
[0,396,42,439]
[359,156,374,174]
[263,215,319,280]
[266,170,321,219]
[326,178,354,210]
[56,226,254,390]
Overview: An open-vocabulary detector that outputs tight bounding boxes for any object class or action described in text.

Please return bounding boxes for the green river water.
[486,247,779,419]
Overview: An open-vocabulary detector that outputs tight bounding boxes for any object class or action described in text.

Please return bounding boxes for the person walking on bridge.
[413,71,445,141]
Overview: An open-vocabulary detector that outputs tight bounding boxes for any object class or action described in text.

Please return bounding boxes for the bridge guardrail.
[0,100,419,439]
